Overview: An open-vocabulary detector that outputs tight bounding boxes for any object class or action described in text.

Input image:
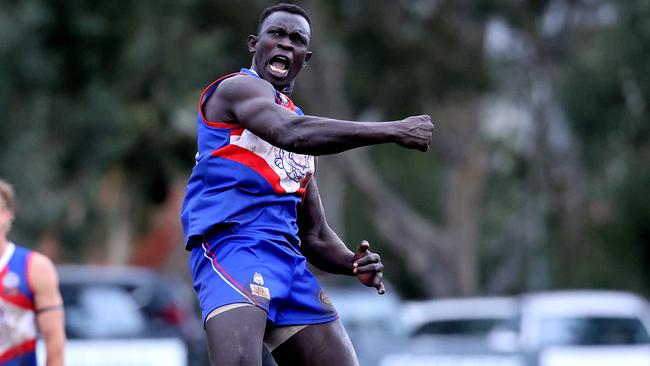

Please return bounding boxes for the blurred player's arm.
[205,75,433,155]
[298,178,385,294]
[29,253,65,366]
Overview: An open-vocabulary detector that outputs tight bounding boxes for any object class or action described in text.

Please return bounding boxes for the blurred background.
[1,0,649,365]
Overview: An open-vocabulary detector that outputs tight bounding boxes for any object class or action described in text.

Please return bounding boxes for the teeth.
[270,64,288,75]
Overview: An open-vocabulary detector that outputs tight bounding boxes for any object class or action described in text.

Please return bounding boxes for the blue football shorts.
[189,226,338,326]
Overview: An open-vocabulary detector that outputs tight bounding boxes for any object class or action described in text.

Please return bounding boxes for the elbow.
[274,129,307,153]
[299,233,325,257]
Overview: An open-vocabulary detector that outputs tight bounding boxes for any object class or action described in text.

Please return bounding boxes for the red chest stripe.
[211,145,286,194]
[0,291,34,310]
[0,339,36,362]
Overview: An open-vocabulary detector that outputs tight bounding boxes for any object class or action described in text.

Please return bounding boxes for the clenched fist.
[395,115,434,152]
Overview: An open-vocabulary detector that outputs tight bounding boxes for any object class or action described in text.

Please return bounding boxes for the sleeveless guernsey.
[181,68,314,249]
[0,243,37,365]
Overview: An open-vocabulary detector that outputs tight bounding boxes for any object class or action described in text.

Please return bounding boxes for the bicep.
[29,254,63,310]
[298,178,328,240]
[218,77,298,143]
[29,254,65,342]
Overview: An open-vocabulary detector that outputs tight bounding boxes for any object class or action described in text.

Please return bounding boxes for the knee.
[210,351,261,366]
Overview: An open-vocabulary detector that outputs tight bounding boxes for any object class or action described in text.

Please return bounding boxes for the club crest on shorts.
[253,272,264,285]
[318,289,331,305]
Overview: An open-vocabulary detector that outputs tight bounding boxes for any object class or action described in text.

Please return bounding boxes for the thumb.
[356,240,370,255]
[376,281,386,295]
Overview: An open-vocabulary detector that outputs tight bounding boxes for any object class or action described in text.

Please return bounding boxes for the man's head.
[248,3,313,92]
[0,179,15,236]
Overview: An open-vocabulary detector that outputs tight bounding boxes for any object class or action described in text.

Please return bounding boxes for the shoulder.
[28,252,59,292]
[216,73,276,102]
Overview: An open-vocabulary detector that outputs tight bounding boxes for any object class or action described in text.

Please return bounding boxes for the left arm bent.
[29,253,65,366]
[298,178,385,294]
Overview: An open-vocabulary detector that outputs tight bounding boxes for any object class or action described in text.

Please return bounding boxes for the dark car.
[55,264,208,366]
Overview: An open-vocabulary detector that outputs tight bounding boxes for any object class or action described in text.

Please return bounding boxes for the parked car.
[37,265,208,366]
[488,290,650,366]
[402,296,517,348]
[379,296,522,366]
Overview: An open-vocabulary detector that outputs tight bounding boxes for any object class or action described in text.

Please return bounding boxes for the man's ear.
[303,51,313,67]
[247,35,258,53]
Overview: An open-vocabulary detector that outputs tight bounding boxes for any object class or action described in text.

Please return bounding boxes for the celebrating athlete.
[181,3,433,365]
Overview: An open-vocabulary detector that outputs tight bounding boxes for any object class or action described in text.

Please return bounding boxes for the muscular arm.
[29,254,65,366]
[204,75,433,155]
[299,178,385,293]
[298,178,355,275]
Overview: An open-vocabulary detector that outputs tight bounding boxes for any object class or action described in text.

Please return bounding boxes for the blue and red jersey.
[181,68,315,248]
[0,243,37,366]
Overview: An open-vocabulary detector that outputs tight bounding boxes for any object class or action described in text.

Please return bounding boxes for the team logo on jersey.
[277,93,288,106]
[253,272,264,285]
[273,148,312,183]
[2,272,20,289]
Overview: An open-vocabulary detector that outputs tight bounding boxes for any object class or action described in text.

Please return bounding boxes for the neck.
[0,236,8,256]
[248,64,294,97]
[281,82,294,97]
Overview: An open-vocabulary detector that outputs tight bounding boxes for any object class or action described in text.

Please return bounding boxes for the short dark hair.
[258,3,311,33]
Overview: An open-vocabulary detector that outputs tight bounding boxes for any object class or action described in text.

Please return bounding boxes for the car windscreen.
[62,284,147,339]
[412,318,506,337]
[539,316,650,346]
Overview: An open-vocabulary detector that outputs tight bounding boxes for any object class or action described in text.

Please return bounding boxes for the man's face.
[0,201,11,236]
[249,11,312,91]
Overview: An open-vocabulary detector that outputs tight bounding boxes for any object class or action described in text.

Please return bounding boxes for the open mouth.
[268,55,290,77]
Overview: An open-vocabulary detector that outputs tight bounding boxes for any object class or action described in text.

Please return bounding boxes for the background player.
[181,3,433,365]
[0,178,65,366]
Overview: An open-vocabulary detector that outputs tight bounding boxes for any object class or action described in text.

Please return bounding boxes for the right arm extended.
[204,75,433,155]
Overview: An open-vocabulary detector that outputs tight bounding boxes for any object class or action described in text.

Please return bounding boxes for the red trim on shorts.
[210,145,286,194]
[0,339,36,362]
[203,241,260,306]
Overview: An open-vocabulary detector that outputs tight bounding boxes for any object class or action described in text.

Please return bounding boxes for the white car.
[488,290,650,366]
[401,296,517,342]
[379,297,522,366]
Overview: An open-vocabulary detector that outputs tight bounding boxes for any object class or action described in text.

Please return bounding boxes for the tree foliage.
[0,0,648,297]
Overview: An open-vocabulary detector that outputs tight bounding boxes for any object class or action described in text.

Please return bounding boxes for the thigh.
[205,305,268,366]
[271,319,359,366]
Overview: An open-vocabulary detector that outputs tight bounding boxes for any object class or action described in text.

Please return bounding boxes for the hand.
[352,240,385,295]
[396,115,434,152]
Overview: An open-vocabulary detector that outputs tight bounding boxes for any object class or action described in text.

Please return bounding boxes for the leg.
[205,305,268,366]
[271,319,359,366]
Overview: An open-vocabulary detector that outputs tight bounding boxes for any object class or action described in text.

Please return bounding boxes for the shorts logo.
[319,289,331,305]
[253,272,264,285]
[250,284,271,300]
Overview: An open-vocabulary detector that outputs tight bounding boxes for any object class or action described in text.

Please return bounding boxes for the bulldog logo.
[274,149,311,183]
